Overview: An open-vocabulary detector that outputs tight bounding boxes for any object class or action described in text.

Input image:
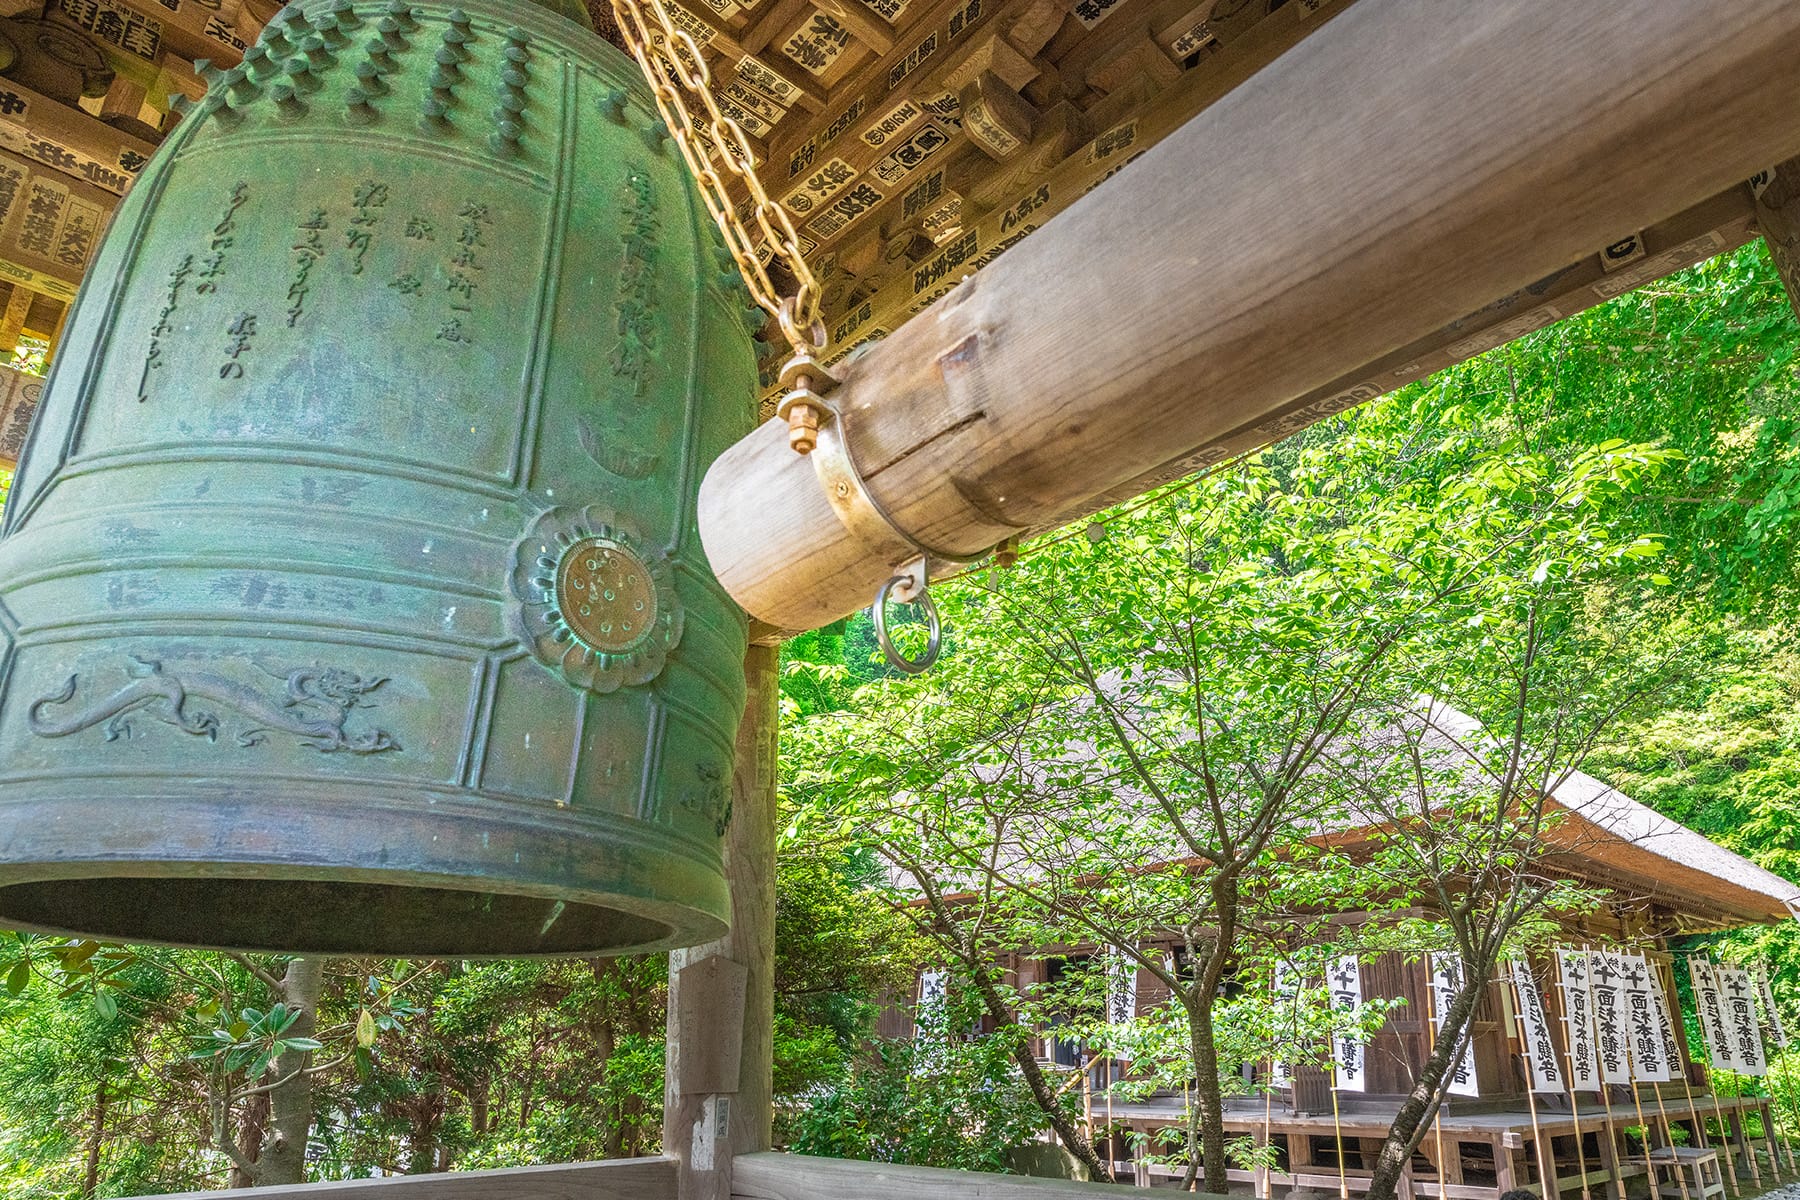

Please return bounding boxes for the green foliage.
[0,842,911,1192]
[0,241,1798,1190]
[772,844,920,1094]
[784,981,1056,1172]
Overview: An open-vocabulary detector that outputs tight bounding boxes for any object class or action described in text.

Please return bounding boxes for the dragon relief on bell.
[26,656,401,753]
[508,505,682,693]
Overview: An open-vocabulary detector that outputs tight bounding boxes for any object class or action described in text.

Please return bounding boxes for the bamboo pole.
[1329,1064,1350,1200]
[1777,1067,1800,1172]
[1261,980,1276,1200]
[1706,957,1764,1190]
[698,0,1800,633]
[1688,955,1743,1193]
[1556,991,1596,1200]
[1500,966,1557,1200]
[1577,947,1628,1200]
[1424,962,1450,1200]
[1663,963,1737,1198]
[1758,1092,1783,1181]
[1607,955,1668,1200]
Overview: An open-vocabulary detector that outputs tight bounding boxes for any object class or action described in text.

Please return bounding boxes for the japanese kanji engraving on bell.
[0,0,760,955]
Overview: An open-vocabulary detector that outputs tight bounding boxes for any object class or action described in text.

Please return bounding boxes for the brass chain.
[610,0,827,359]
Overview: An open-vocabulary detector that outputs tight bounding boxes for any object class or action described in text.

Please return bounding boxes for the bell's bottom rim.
[0,785,731,958]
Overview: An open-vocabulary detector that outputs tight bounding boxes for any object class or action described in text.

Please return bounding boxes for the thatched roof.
[891,699,1800,933]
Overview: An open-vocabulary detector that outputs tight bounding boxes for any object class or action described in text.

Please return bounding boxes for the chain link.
[611,0,827,357]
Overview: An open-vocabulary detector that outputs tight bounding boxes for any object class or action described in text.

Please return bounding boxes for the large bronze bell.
[0,0,760,955]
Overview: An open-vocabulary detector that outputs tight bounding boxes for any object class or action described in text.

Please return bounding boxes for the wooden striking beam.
[698,0,1800,632]
[122,1157,676,1200]
[732,1152,1188,1199]
[1090,183,1760,508]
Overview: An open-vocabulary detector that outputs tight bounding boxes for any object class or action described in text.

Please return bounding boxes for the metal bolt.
[787,402,820,455]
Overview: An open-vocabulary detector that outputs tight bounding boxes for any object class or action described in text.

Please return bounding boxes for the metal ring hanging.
[872,573,941,674]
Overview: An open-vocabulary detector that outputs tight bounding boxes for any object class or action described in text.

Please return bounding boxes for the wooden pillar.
[663,643,779,1200]
[1755,156,1800,321]
[42,302,69,369]
[0,284,34,357]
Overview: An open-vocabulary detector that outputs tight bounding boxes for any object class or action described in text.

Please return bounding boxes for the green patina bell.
[0,0,759,955]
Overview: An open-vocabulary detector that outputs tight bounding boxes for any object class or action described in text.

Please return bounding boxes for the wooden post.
[0,284,34,358]
[700,0,1800,633]
[663,644,779,1200]
[1754,156,1800,321]
[42,301,69,370]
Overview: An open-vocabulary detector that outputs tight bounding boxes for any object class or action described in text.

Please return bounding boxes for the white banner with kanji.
[1619,953,1672,1082]
[1717,964,1768,1076]
[1509,959,1563,1094]
[1556,949,1601,1090]
[1428,953,1480,1097]
[1587,950,1632,1085]
[1106,948,1138,1025]
[1330,955,1366,1092]
[1755,963,1789,1050]
[1270,959,1299,1088]
[1689,955,1737,1073]
[1647,965,1686,1083]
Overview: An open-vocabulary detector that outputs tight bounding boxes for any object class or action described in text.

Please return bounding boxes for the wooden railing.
[114,1152,1233,1199]
[127,1157,677,1200]
[733,1152,1182,1198]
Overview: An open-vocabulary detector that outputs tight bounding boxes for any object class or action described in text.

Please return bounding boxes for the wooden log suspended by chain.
[698,0,1800,633]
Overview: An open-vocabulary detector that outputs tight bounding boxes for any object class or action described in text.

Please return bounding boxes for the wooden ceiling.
[664,0,1338,401]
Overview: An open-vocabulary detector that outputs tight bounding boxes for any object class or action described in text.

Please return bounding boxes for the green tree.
[788,390,1682,1190]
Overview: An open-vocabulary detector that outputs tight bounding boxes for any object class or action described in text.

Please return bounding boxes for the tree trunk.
[252,956,324,1188]
[956,933,1114,1182]
[469,1076,490,1138]
[230,1091,270,1188]
[1365,971,1487,1200]
[1190,998,1229,1195]
[81,1078,107,1197]
[1180,879,1238,1195]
